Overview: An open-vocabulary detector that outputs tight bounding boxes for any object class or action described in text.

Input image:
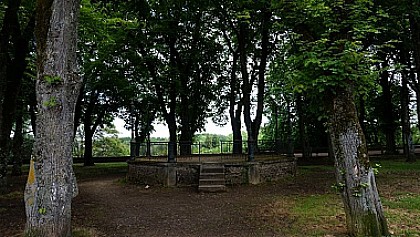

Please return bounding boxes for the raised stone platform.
[126,155,297,187]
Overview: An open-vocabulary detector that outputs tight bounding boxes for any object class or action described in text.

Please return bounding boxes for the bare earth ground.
[1,160,419,237]
[72,172,334,237]
[0,165,337,237]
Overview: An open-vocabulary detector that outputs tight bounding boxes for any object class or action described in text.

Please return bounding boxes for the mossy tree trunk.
[326,86,389,237]
[24,0,81,236]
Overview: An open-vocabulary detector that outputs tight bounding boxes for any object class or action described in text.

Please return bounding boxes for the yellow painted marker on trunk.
[27,159,35,185]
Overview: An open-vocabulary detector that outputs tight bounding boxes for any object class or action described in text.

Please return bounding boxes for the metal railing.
[130,140,420,163]
[130,140,289,163]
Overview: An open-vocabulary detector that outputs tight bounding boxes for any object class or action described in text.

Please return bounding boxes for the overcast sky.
[115,117,236,138]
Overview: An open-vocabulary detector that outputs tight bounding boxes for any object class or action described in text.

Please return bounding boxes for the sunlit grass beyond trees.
[253,159,420,237]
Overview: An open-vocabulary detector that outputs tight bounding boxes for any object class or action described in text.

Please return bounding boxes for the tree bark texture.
[250,6,271,147]
[0,0,35,193]
[285,96,294,157]
[326,86,389,237]
[24,0,81,236]
[409,11,420,132]
[11,97,24,176]
[296,94,310,158]
[228,45,243,154]
[378,54,397,154]
[399,46,416,162]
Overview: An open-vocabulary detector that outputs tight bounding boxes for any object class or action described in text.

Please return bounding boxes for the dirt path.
[1,167,335,237]
[73,176,279,237]
[71,167,335,237]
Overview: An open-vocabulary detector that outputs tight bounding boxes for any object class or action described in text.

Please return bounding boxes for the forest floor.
[1,157,420,237]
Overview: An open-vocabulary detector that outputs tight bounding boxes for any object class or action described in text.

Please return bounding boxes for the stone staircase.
[198,163,227,193]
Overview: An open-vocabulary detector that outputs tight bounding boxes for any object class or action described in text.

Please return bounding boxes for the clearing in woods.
[1,158,419,236]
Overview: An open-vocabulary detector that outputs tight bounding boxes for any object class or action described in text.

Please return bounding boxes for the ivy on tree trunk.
[24,0,81,236]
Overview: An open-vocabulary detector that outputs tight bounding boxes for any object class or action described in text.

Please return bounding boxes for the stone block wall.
[127,162,200,187]
[224,158,297,185]
[127,157,296,187]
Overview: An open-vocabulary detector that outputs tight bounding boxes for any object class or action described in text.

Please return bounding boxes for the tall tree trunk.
[239,20,255,161]
[251,5,271,147]
[285,95,294,157]
[399,46,416,162]
[358,97,367,140]
[146,58,177,160]
[296,94,310,158]
[0,0,35,193]
[410,11,420,132]
[167,114,177,161]
[83,122,94,166]
[378,53,397,154]
[179,78,192,155]
[81,92,106,167]
[11,97,24,176]
[326,86,389,237]
[0,0,19,193]
[229,53,243,154]
[238,4,272,160]
[29,80,38,135]
[24,0,81,236]
[179,120,192,156]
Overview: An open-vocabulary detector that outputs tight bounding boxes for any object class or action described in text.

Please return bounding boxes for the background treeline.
[1,0,420,170]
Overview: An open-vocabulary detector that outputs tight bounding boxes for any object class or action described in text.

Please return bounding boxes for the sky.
[115,117,235,138]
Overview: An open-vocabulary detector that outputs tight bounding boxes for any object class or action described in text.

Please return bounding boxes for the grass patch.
[384,193,420,210]
[382,193,420,236]
[371,159,420,173]
[289,194,347,236]
[263,159,420,236]
[384,201,420,236]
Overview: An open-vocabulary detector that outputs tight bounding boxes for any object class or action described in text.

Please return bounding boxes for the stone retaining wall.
[127,157,296,187]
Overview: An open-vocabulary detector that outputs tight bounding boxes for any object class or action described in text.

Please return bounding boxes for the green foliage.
[193,133,231,153]
[274,0,381,102]
[38,207,46,215]
[92,126,129,156]
[42,96,58,108]
[93,136,129,157]
[43,75,62,84]
[332,182,346,192]
[372,163,381,175]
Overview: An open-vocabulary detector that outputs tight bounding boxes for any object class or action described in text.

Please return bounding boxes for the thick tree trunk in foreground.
[327,87,389,237]
[24,0,81,236]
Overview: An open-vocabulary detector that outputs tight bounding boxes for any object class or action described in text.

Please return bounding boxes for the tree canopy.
[3,0,420,235]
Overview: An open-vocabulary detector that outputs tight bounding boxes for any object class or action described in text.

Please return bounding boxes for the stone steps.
[198,164,227,193]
